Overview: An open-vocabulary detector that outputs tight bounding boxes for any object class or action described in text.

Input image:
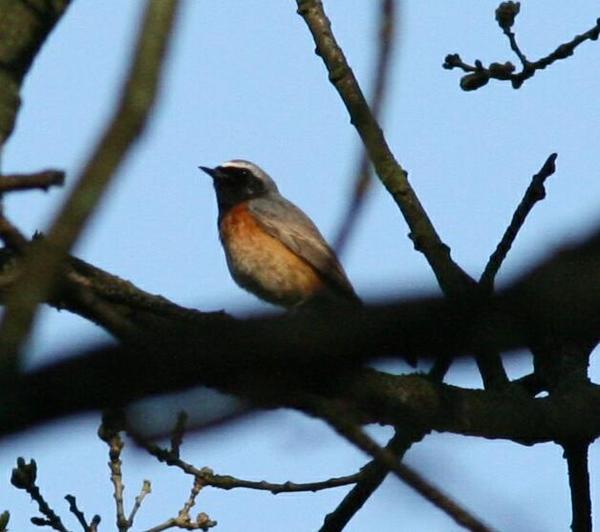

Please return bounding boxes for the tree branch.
[435,153,557,386]
[333,0,396,255]
[146,477,216,531]
[98,422,129,532]
[65,494,101,532]
[480,153,557,291]
[0,170,65,193]
[444,4,600,91]
[320,427,424,532]
[0,0,71,146]
[136,433,362,494]
[309,399,492,531]
[0,0,180,373]
[296,0,511,391]
[11,458,67,532]
[296,0,475,297]
[562,441,592,532]
[2,212,600,441]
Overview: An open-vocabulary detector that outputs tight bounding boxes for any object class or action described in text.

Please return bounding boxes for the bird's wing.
[249,197,358,301]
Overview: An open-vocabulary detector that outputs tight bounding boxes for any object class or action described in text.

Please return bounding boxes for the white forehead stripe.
[220,160,259,172]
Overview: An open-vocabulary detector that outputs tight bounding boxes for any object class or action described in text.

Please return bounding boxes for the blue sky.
[2,1,600,530]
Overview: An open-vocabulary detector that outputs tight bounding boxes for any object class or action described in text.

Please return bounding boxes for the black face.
[201,165,267,214]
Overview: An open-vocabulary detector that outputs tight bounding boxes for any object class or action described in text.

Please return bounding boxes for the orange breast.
[219,203,324,306]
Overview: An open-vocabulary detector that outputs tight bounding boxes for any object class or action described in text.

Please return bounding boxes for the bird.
[199,160,359,308]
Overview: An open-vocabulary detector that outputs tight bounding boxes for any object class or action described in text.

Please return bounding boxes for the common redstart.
[200,160,359,308]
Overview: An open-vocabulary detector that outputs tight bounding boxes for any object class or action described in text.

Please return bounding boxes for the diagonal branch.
[333,0,397,255]
[0,0,180,373]
[296,0,475,297]
[309,399,492,532]
[429,153,557,385]
[480,153,557,292]
[320,427,424,532]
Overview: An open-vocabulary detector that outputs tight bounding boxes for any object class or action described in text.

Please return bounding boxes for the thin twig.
[436,162,558,386]
[146,477,216,532]
[442,153,557,387]
[562,441,592,532]
[333,0,396,254]
[11,458,68,532]
[297,0,475,297]
[134,433,362,494]
[65,494,100,532]
[444,6,600,90]
[480,153,557,291]
[89,515,101,532]
[0,0,180,373]
[320,428,423,532]
[127,480,151,528]
[0,170,65,193]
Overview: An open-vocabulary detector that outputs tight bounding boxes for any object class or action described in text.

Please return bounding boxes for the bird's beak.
[198,166,218,179]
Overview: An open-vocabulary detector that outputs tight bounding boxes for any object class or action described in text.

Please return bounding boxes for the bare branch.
[333,0,396,254]
[562,441,592,532]
[0,0,180,373]
[0,170,65,193]
[146,478,216,532]
[4,216,600,439]
[11,458,68,531]
[320,428,423,532]
[444,4,600,90]
[310,400,492,532]
[430,153,558,384]
[480,153,558,291]
[127,480,151,529]
[296,0,475,297]
[65,494,100,532]
[134,433,361,494]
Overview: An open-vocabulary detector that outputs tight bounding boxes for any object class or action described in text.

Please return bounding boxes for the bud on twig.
[495,2,520,31]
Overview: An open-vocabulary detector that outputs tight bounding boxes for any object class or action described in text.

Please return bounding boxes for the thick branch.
[5,329,600,446]
[2,211,600,440]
